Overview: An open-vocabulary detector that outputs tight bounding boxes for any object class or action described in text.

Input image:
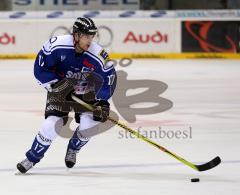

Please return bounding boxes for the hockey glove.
[92,100,110,122]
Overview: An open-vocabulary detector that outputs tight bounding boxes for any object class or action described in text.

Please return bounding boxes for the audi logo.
[50,25,113,48]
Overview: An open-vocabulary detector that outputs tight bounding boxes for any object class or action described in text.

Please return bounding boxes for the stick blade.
[196,156,221,172]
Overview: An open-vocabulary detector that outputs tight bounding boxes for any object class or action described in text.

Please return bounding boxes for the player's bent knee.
[79,112,100,131]
[40,116,64,140]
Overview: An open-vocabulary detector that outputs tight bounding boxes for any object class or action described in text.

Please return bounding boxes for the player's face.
[74,33,95,52]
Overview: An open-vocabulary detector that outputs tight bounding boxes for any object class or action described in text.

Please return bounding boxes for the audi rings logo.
[95,26,113,48]
[50,25,113,47]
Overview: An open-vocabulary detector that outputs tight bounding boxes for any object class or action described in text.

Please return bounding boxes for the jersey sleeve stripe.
[42,45,74,55]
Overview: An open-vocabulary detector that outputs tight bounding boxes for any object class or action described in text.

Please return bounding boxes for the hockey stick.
[71,94,221,172]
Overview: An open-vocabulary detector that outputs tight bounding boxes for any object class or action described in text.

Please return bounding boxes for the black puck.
[191,178,200,182]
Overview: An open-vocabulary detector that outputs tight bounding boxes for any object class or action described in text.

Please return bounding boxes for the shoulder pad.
[87,42,110,63]
[86,42,113,71]
[42,35,74,55]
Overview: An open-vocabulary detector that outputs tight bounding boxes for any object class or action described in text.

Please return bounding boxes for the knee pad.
[78,112,117,138]
[77,113,101,138]
[39,116,64,140]
[79,112,100,131]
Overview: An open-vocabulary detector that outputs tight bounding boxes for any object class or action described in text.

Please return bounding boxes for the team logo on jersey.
[66,71,82,79]
[83,58,95,70]
[99,49,113,70]
[99,49,109,61]
[61,55,66,62]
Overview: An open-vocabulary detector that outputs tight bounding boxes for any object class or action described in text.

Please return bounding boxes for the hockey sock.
[26,132,52,164]
[68,128,89,151]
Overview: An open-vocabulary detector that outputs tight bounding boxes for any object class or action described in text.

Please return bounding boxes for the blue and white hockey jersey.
[34,35,116,100]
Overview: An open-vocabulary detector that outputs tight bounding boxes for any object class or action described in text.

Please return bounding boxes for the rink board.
[0,10,240,59]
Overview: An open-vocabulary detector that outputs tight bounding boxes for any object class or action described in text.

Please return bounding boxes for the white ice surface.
[0,59,239,195]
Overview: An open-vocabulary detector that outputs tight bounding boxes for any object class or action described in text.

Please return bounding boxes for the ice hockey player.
[16,17,117,173]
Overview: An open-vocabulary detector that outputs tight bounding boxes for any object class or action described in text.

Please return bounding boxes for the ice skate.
[65,148,79,168]
[16,158,34,174]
